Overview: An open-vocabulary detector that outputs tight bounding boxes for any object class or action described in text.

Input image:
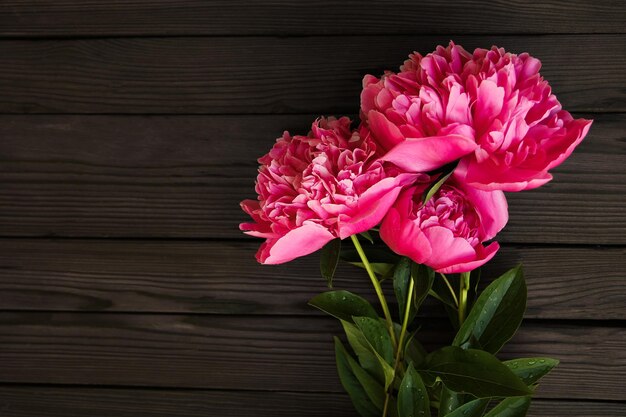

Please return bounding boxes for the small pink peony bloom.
[379,177,508,273]
[240,117,417,265]
[361,41,592,191]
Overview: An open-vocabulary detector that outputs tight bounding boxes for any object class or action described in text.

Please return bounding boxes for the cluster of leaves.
[310,237,558,417]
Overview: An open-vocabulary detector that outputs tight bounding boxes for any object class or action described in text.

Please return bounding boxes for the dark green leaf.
[430,277,457,309]
[443,398,489,417]
[438,385,465,417]
[360,231,375,244]
[353,316,395,366]
[334,337,382,417]
[351,262,395,277]
[483,396,531,417]
[412,263,435,310]
[309,290,377,323]
[341,320,385,383]
[421,346,532,398]
[504,358,559,386]
[423,170,454,204]
[453,265,527,353]
[404,331,428,369]
[398,363,431,417]
[394,258,413,323]
[341,246,401,264]
[320,238,341,288]
[342,320,387,385]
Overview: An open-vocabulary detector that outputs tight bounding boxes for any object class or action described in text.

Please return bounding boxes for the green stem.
[350,235,397,348]
[382,276,415,417]
[439,273,459,307]
[457,272,471,325]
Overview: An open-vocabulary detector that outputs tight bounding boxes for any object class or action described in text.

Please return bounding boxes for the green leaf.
[353,316,396,388]
[443,398,489,417]
[394,258,413,323]
[483,396,531,417]
[412,263,435,310]
[430,275,460,330]
[423,170,454,204]
[438,385,465,417]
[404,331,428,369]
[504,358,559,386]
[342,320,386,384]
[398,363,431,417]
[421,346,532,398]
[351,262,396,277]
[309,290,377,323]
[430,278,457,309]
[341,246,401,265]
[334,337,382,417]
[360,231,375,244]
[353,316,395,365]
[453,265,527,353]
[320,238,341,288]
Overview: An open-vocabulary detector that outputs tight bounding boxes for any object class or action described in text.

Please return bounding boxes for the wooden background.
[0,1,625,415]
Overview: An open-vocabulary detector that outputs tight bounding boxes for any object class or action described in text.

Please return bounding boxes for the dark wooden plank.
[2,0,624,37]
[0,387,622,417]
[0,239,623,320]
[0,35,623,114]
[0,113,623,243]
[0,313,622,400]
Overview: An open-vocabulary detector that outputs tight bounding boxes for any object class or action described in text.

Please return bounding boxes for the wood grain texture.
[2,0,624,37]
[0,387,623,417]
[1,113,623,243]
[0,35,624,114]
[0,313,622,400]
[0,239,623,320]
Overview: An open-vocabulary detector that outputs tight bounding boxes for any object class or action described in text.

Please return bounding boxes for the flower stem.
[350,235,397,348]
[457,271,471,325]
[439,273,459,307]
[382,276,415,417]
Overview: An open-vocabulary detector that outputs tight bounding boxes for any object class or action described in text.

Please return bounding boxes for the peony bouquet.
[240,42,591,417]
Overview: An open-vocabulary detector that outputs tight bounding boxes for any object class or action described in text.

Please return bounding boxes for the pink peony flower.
[361,41,592,191]
[240,117,417,264]
[379,177,508,273]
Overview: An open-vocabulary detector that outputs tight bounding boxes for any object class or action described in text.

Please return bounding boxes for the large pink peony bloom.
[379,177,508,273]
[240,117,417,264]
[361,41,592,191]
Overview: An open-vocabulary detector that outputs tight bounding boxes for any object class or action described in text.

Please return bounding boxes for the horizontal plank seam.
[0,311,623,327]
[1,32,625,41]
[0,110,623,117]
[0,382,623,403]
[0,235,621,249]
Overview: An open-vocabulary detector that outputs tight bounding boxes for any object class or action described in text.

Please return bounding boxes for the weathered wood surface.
[0,387,623,417]
[0,239,623,320]
[2,0,624,37]
[1,113,623,243]
[1,1,624,414]
[0,35,624,114]
[0,313,623,401]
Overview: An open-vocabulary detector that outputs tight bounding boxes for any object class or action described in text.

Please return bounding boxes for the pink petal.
[338,175,416,239]
[545,118,592,170]
[445,83,471,125]
[421,226,477,271]
[360,78,381,114]
[380,134,477,172]
[474,80,505,132]
[367,110,405,152]
[438,242,500,274]
[380,208,432,264]
[258,222,335,265]
[462,186,509,240]
[460,157,553,191]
